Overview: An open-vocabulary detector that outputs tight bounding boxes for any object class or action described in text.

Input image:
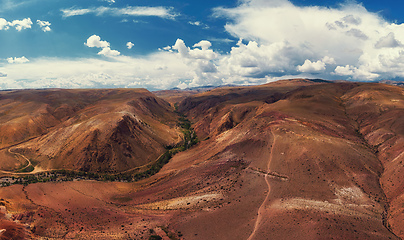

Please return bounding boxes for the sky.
[0,0,404,90]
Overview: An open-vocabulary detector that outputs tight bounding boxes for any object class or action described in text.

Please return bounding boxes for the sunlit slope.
[0,89,180,173]
[159,79,402,239]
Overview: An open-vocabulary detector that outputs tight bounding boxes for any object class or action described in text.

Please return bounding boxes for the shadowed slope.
[342,83,404,237]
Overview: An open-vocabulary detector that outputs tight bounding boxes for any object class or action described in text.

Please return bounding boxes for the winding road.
[0,148,33,175]
[0,136,42,175]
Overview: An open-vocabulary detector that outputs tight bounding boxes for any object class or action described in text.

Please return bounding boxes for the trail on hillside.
[247,129,277,240]
[22,185,69,238]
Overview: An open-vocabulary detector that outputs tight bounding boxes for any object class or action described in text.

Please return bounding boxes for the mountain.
[0,89,180,173]
[0,79,403,240]
[378,80,404,87]
[163,79,403,239]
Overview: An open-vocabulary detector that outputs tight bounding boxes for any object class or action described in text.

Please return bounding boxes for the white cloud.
[7,56,29,64]
[37,20,51,32]
[297,59,326,73]
[189,21,201,26]
[297,56,335,73]
[0,54,195,90]
[0,17,33,31]
[173,39,218,60]
[85,35,110,48]
[61,6,178,19]
[9,18,32,31]
[0,39,220,90]
[212,0,404,81]
[188,21,209,29]
[0,18,9,30]
[334,65,379,80]
[322,56,336,65]
[193,40,212,50]
[208,37,235,43]
[126,42,134,49]
[61,8,92,17]
[98,47,120,56]
[7,57,28,64]
[118,6,177,18]
[334,65,355,76]
[85,35,120,57]
[220,39,317,81]
[170,39,220,86]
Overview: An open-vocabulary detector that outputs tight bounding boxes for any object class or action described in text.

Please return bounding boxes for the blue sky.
[0,0,404,90]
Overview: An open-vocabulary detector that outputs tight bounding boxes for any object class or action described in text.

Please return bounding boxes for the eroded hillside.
[0,89,181,173]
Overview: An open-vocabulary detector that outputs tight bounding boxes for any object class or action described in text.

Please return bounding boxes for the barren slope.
[0,80,403,240]
[160,79,400,239]
[0,89,181,173]
[342,83,404,237]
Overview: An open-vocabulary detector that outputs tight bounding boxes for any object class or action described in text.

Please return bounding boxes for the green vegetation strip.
[1,113,198,187]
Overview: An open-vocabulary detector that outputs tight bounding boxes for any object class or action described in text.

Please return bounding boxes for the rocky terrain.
[0,79,403,240]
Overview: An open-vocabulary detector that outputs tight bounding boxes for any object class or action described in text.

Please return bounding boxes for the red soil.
[0,79,402,239]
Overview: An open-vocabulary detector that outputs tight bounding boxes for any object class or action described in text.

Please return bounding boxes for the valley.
[0,79,403,240]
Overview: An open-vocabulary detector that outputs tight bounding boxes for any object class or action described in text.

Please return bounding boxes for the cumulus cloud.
[126,42,134,49]
[9,18,32,31]
[7,56,29,64]
[61,6,178,19]
[298,60,326,73]
[169,39,221,86]
[218,40,297,79]
[297,57,336,73]
[37,20,51,32]
[0,18,9,30]
[212,0,404,81]
[0,18,33,31]
[173,39,218,60]
[98,47,120,56]
[193,40,212,50]
[85,35,110,48]
[334,65,379,80]
[85,35,120,57]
